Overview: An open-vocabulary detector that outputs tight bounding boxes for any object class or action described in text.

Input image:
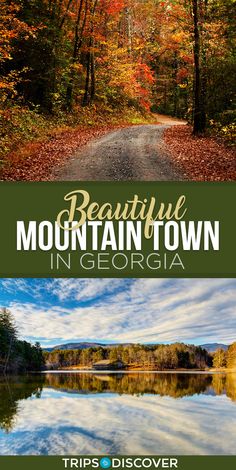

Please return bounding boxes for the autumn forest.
[0,0,235,180]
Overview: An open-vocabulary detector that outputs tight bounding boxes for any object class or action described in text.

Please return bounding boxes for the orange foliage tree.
[0,0,234,130]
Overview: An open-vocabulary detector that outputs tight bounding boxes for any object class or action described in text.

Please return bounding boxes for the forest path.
[53,117,186,181]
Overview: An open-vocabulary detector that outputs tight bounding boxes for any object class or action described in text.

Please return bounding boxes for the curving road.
[54,118,186,181]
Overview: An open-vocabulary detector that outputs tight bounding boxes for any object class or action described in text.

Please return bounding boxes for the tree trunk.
[164,80,167,113]
[200,0,208,129]
[192,0,206,135]
[3,336,13,375]
[82,51,91,106]
[90,47,96,102]
[66,0,85,109]
[82,0,98,106]
[173,52,179,116]
[125,7,132,54]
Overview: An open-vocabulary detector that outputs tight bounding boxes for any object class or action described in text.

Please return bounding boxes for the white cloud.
[50,278,128,302]
[2,279,236,346]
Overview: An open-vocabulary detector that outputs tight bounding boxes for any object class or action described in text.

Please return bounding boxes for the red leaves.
[0,125,122,181]
[164,125,236,181]
[136,62,155,85]
[100,0,125,16]
[177,67,188,83]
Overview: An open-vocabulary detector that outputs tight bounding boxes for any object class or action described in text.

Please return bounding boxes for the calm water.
[0,372,236,455]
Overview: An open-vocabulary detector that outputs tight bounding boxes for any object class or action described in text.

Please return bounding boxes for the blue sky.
[0,279,235,347]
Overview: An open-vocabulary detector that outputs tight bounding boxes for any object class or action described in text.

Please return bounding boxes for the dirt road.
[54,116,186,181]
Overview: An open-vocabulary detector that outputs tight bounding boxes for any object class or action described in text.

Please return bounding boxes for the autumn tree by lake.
[227,342,236,370]
[213,348,227,368]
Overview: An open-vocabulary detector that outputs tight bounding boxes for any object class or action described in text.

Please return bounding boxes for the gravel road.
[54,121,185,181]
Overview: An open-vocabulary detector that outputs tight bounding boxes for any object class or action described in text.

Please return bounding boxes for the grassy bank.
[0,104,158,180]
[0,104,156,162]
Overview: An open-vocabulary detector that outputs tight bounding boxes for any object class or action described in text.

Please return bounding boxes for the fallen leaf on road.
[0,125,124,181]
[164,125,236,181]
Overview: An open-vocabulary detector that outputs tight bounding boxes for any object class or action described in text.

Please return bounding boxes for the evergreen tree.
[0,308,44,374]
[0,308,17,373]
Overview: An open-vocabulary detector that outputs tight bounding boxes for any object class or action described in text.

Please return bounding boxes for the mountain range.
[200,343,228,352]
[44,342,228,353]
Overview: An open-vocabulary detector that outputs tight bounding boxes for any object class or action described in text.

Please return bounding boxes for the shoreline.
[40,368,236,375]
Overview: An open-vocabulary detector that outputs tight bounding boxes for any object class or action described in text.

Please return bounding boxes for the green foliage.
[0,308,44,374]
[0,103,54,159]
[0,308,17,360]
[209,111,236,145]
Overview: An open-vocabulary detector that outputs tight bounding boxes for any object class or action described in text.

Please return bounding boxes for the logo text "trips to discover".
[62,457,178,469]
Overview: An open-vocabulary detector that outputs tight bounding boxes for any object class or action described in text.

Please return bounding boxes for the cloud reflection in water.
[0,382,236,455]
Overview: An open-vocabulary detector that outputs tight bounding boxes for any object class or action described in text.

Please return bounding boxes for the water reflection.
[0,375,44,433]
[0,372,235,455]
[44,371,236,399]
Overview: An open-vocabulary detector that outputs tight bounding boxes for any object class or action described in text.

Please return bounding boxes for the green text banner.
[0,182,235,277]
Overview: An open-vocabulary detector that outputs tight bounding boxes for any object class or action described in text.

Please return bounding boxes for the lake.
[0,372,236,455]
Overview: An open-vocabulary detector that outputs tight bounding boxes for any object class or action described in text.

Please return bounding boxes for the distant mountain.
[44,342,131,352]
[200,343,228,353]
[44,342,104,352]
[44,342,229,353]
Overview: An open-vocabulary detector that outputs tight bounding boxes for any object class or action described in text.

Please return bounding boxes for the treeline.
[0,0,235,140]
[44,342,212,370]
[0,308,44,374]
[44,370,236,402]
[213,343,236,369]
